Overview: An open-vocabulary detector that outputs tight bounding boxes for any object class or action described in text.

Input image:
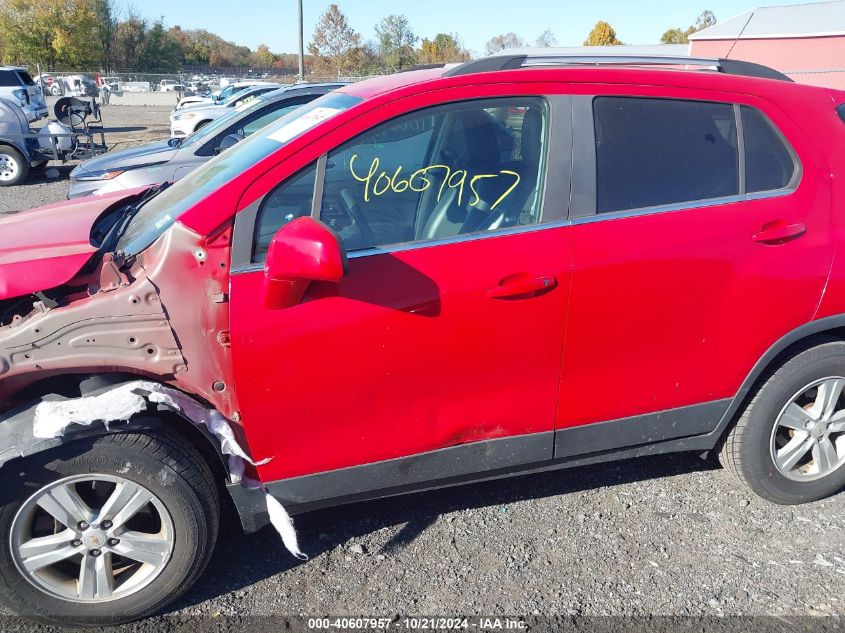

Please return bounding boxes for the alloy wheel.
[770,377,845,481]
[9,474,174,602]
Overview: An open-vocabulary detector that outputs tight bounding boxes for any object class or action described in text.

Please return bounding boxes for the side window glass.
[741,106,796,193]
[320,97,547,251]
[252,162,317,262]
[593,97,739,213]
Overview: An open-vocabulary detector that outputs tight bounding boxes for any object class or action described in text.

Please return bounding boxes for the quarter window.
[320,97,548,251]
[593,97,739,214]
[742,106,796,193]
[16,71,34,86]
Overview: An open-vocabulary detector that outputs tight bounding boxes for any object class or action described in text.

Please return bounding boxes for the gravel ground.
[0,103,171,215]
[0,106,843,632]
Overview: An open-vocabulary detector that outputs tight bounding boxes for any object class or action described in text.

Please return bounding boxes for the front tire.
[0,431,219,625]
[720,339,845,504]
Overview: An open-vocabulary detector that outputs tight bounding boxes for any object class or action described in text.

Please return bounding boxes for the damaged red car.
[2,53,845,624]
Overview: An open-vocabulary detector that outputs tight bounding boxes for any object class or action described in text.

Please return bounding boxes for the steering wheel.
[339,188,377,248]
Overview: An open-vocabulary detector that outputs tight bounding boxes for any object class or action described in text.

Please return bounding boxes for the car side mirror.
[263,217,347,309]
[215,133,244,155]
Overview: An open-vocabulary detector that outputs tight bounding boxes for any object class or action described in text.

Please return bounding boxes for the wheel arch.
[0,140,29,160]
[0,372,230,484]
[714,315,845,445]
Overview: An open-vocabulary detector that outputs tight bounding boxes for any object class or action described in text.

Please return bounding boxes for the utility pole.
[297,0,305,81]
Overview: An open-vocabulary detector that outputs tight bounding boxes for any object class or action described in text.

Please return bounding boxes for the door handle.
[487,274,557,299]
[752,222,806,244]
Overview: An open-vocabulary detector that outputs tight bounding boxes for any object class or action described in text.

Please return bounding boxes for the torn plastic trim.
[1,380,306,560]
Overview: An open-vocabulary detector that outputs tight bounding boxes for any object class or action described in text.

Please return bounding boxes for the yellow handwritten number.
[347,154,521,211]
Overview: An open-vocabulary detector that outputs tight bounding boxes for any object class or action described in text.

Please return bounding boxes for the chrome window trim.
[569,186,797,227]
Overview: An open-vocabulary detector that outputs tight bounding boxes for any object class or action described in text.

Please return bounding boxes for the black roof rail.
[442,53,793,83]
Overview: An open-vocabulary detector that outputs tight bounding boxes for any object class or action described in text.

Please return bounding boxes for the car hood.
[171,104,225,119]
[73,140,178,177]
[0,189,141,300]
[175,96,211,109]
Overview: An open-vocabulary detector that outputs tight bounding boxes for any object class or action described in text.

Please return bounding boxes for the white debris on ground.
[31,379,306,559]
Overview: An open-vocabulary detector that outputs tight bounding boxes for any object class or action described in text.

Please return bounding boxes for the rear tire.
[720,339,845,504]
[0,145,29,186]
[0,431,219,625]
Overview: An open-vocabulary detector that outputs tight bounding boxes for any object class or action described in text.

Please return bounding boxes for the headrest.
[447,109,502,170]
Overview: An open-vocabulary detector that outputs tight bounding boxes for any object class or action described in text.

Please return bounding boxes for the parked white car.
[0,67,48,122]
[173,81,276,111]
[159,79,180,92]
[169,84,280,137]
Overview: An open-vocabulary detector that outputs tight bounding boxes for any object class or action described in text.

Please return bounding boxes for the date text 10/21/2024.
[307,617,529,630]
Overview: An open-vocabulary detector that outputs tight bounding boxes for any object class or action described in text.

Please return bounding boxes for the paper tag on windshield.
[267,107,342,144]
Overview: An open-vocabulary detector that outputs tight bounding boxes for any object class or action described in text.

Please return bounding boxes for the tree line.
[0,1,718,75]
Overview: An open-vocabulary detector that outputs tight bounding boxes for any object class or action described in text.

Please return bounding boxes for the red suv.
[1,54,844,624]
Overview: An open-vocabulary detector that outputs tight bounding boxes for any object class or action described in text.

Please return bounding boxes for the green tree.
[93,0,118,71]
[584,21,623,46]
[374,14,417,69]
[661,10,717,45]
[113,12,147,69]
[139,19,183,70]
[484,32,526,56]
[417,33,470,64]
[0,0,103,68]
[660,27,688,44]
[308,4,362,76]
[253,44,275,68]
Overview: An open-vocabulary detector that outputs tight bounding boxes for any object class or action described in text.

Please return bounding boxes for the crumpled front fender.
[0,378,226,475]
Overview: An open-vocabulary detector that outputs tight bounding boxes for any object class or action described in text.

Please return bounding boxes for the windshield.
[179,96,267,148]
[214,85,240,103]
[116,92,362,256]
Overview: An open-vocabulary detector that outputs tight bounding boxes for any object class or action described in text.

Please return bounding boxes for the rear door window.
[593,97,739,213]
